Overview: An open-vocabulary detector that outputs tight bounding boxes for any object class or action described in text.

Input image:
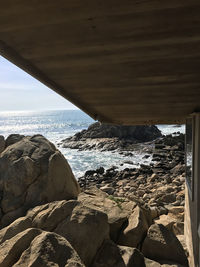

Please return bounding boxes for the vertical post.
[185,113,200,267]
[195,115,200,267]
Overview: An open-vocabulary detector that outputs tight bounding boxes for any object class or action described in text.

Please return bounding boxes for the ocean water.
[0,109,185,178]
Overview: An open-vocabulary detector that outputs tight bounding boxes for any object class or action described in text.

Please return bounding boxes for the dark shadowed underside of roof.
[1,0,200,125]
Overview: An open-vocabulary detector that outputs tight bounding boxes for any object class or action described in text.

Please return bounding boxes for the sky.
[0,56,78,112]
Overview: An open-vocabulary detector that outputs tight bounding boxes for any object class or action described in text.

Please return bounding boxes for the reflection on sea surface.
[186,118,193,190]
[0,109,185,177]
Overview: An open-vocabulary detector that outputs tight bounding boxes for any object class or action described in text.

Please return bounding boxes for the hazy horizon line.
[0,107,80,114]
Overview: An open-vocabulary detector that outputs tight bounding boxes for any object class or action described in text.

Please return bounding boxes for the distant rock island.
[61,122,162,151]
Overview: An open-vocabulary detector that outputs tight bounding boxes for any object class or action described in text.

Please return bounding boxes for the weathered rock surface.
[145,258,185,267]
[0,191,188,267]
[0,228,85,267]
[78,187,137,242]
[155,209,184,236]
[0,135,5,154]
[28,199,109,266]
[62,122,162,151]
[92,239,185,267]
[0,135,80,227]
[0,228,42,267]
[142,224,188,266]
[67,122,162,141]
[0,133,188,267]
[15,231,85,267]
[0,198,109,266]
[118,206,151,248]
[0,216,32,245]
[92,239,146,267]
[5,134,25,148]
[76,133,188,266]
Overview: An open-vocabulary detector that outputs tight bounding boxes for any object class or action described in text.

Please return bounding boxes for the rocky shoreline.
[0,132,188,266]
[77,133,186,234]
[78,134,185,205]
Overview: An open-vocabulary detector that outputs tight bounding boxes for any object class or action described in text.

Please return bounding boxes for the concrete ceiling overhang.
[1,1,200,125]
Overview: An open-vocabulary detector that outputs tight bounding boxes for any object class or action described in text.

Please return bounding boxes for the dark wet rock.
[96,167,105,174]
[62,123,162,151]
[68,122,162,141]
[124,152,133,157]
[143,155,150,159]
[124,160,134,165]
[85,170,97,176]
[158,134,185,150]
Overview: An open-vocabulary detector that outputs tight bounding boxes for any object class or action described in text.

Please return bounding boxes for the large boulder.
[154,213,184,236]
[66,122,162,142]
[92,239,146,267]
[0,228,85,267]
[0,199,109,266]
[0,135,80,227]
[78,187,137,242]
[118,206,151,248]
[92,239,185,267]
[142,224,188,266]
[27,199,109,266]
[0,216,32,245]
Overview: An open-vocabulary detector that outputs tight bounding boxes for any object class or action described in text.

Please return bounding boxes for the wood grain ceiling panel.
[0,0,200,124]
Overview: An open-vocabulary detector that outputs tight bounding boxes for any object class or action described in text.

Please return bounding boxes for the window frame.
[185,115,195,201]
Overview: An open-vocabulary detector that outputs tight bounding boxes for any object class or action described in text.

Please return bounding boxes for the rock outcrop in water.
[71,122,162,140]
[0,133,188,266]
[61,122,162,151]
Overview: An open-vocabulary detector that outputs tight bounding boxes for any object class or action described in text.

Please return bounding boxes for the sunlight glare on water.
[0,110,185,178]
